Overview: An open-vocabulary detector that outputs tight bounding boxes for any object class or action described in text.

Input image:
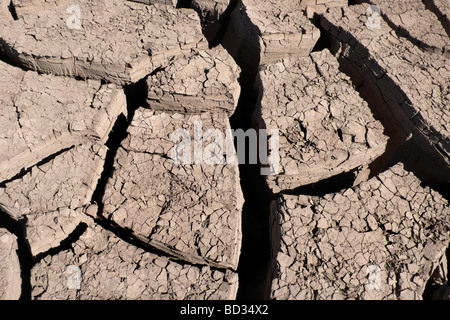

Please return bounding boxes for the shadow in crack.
[178,0,239,48]
[228,71,276,300]
[280,169,358,197]
[33,223,88,263]
[90,77,147,207]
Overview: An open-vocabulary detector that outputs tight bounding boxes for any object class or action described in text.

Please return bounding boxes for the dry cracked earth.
[0,0,449,300]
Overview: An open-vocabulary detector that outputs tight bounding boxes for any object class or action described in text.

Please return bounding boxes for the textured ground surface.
[0,0,448,301]
[254,49,388,193]
[31,222,238,299]
[0,0,207,84]
[270,163,449,300]
[146,45,240,115]
[321,4,450,184]
[0,60,126,182]
[101,108,243,270]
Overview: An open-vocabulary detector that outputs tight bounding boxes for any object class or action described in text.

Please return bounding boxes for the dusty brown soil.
[0,0,448,300]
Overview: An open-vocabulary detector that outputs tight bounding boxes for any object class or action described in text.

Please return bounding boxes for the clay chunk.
[2,0,207,84]
[255,49,388,193]
[322,4,450,183]
[0,60,126,183]
[147,45,241,115]
[31,224,239,300]
[102,108,243,270]
[270,163,450,300]
[0,228,21,300]
[0,144,107,256]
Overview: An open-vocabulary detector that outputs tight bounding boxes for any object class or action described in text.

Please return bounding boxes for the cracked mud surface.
[31,222,238,299]
[270,163,449,300]
[1,0,207,84]
[0,0,449,300]
[101,108,243,269]
[254,49,388,193]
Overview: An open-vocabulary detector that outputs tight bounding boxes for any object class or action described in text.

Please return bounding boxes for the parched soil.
[0,0,448,301]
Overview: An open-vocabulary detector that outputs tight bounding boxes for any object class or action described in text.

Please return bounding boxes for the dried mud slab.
[0,144,107,256]
[102,108,243,270]
[222,0,320,76]
[270,163,450,300]
[255,49,388,193]
[0,228,21,300]
[370,0,450,52]
[321,4,450,184]
[0,60,126,183]
[147,45,240,115]
[1,0,207,84]
[31,223,238,299]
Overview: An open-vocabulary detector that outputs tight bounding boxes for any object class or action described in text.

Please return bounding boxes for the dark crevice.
[0,210,33,300]
[310,13,340,55]
[279,169,358,197]
[394,270,401,298]
[8,0,18,20]
[434,182,450,203]
[231,77,275,300]
[220,1,261,84]
[348,0,365,5]
[91,216,229,272]
[0,146,75,188]
[208,0,240,48]
[181,0,239,48]
[90,78,147,205]
[176,0,192,8]
[447,245,450,287]
[336,128,343,142]
[221,10,276,294]
[422,248,449,300]
[33,223,88,263]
